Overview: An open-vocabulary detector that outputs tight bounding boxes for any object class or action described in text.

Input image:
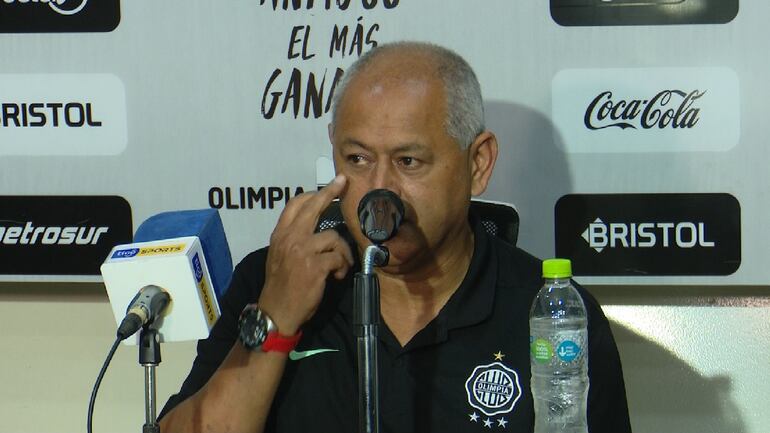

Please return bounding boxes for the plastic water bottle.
[529,258,589,433]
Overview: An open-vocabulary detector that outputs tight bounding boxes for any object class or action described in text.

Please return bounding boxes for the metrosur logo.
[0,195,133,277]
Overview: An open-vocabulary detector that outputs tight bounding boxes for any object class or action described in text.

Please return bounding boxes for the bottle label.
[556,340,581,362]
[529,329,587,367]
[531,338,553,363]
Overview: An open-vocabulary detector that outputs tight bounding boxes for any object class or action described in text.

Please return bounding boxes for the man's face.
[330,60,475,274]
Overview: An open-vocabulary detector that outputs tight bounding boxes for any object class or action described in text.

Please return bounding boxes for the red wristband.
[261,330,303,353]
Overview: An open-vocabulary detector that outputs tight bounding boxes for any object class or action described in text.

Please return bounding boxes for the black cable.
[87,337,122,433]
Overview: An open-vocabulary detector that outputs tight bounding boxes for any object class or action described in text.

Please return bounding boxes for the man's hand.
[159,178,351,433]
[257,174,353,336]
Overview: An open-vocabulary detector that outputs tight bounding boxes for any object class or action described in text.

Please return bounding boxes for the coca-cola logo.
[552,67,738,153]
[584,90,705,130]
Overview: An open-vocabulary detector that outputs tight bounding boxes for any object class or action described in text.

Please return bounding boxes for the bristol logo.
[581,217,715,253]
[464,362,522,417]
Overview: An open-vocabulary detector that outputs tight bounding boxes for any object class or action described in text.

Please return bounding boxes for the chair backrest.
[316,199,519,246]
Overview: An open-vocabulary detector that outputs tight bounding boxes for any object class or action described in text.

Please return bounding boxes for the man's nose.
[371,161,397,191]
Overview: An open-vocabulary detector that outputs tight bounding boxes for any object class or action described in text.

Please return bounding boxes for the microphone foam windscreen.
[134,209,232,299]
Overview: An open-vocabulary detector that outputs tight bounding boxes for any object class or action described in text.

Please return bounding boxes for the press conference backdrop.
[2,3,769,433]
[0,0,761,286]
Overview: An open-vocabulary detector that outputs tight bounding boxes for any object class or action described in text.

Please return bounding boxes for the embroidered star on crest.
[493,351,505,361]
[469,412,480,422]
[483,418,493,428]
[497,418,508,428]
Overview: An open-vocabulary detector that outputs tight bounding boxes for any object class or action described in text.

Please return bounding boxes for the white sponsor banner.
[552,67,740,153]
[0,1,769,285]
[0,74,127,156]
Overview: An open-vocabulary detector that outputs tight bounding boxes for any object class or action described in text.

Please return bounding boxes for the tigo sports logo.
[111,244,186,259]
[552,67,739,153]
[192,252,204,282]
[137,245,185,256]
[192,253,218,327]
[0,0,120,33]
[112,248,139,259]
[555,193,740,276]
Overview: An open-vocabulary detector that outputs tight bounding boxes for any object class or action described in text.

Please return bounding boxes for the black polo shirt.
[160,218,631,433]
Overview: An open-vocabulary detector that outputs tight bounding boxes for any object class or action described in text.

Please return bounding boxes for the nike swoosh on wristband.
[288,348,340,361]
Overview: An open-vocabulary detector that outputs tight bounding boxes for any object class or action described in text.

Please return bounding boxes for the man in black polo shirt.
[159,41,631,433]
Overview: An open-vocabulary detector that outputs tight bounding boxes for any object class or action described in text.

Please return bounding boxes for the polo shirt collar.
[332,214,498,350]
[440,213,497,331]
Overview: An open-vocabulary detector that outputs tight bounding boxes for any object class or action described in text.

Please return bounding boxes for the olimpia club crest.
[464,362,522,417]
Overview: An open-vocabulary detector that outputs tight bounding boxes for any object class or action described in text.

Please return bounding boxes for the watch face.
[239,307,268,349]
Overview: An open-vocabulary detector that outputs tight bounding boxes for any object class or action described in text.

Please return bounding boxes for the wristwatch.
[238,304,302,353]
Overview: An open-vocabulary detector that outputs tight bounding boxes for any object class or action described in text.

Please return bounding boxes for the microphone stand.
[139,325,161,433]
[354,244,388,433]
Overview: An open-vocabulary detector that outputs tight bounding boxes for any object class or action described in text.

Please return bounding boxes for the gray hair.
[330,41,485,150]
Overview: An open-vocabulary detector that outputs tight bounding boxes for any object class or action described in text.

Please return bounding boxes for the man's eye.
[347,154,366,164]
[398,157,420,168]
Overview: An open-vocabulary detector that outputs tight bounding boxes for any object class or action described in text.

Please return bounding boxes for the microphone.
[101,209,232,344]
[357,189,405,244]
[354,190,404,432]
[116,285,170,340]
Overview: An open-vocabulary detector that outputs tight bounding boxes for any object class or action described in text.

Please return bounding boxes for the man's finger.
[274,192,316,229]
[294,174,347,228]
[310,230,354,266]
[316,250,352,280]
[275,174,346,231]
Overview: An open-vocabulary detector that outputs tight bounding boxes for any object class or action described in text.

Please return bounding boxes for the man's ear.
[468,131,499,197]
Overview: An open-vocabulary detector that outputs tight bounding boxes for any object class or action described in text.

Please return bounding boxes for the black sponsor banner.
[550,0,738,26]
[555,193,741,276]
[0,196,132,275]
[0,0,120,33]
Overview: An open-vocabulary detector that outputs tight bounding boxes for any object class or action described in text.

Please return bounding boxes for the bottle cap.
[542,258,572,278]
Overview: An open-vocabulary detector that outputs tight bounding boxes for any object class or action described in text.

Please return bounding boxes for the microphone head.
[128,285,171,320]
[102,208,232,344]
[357,189,405,244]
[134,209,232,299]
